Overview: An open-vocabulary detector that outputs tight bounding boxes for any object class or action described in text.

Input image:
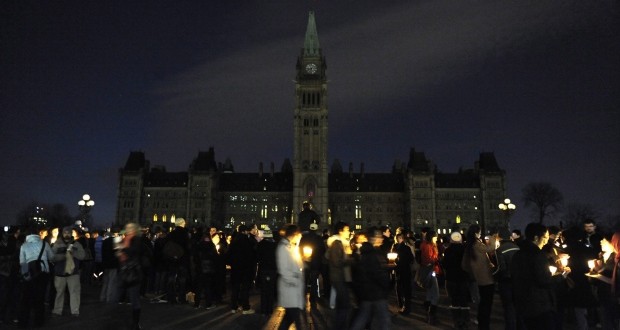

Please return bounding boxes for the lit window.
[153,214,158,222]
[261,205,268,218]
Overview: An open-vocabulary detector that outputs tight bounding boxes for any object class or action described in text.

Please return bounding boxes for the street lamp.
[78,194,95,229]
[498,198,516,230]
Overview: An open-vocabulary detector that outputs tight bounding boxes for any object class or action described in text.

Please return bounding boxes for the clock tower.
[293,11,329,223]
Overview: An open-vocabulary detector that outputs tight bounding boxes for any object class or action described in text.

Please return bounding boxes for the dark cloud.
[1,0,618,228]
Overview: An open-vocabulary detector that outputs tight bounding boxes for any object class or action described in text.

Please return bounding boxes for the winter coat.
[299,231,325,271]
[226,233,257,272]
[421,241,441,275]
[394,242,414,277]
[94,236,104,263]
[52,238,86,277]
[495,240,520,282]
[194,239,218,274]
[326,236,351,283]
[276,237,304,309]
[442,243,468,283]
[0,234,18,277]
[19,234,54,273]
[351,242,390,301]
[257,238,277,274]
[462,239,495,286]
[101,236,119,270]
[511,240,556,318]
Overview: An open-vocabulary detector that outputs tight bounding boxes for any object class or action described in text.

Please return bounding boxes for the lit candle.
[560,256,569,267]
[303,246,313,259]
[387,252,398,264]
[549,265,557,275]
[588,259,596,270]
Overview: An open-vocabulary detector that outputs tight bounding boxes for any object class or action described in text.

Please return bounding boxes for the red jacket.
[420,241,441,275]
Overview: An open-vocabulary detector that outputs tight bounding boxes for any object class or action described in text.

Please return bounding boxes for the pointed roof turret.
[303,11,321,57]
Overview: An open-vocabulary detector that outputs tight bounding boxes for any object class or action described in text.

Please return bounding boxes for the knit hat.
[309,223,318,231]
[450,232,462,243]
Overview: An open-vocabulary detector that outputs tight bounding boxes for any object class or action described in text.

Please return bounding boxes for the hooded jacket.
[20,234,54,274]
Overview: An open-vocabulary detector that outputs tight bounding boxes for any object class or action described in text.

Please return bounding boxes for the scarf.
[64,248,75,274]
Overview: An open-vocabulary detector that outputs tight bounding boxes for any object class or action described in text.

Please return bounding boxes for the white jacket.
[276,237,305,309]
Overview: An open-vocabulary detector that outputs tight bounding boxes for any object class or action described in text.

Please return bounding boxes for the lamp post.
[498,198,516,230]
[78,194,95,229]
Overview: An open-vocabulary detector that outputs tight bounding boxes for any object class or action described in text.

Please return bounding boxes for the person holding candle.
[562,225,600,329]
[442,231,470,329]
[462,225,496,330]
[326,222,353,329]
[494,228,522,330]
[393,233,414,315]
[511,223,557,329]
[276,224,304,330]
[349,227,391,330]
[420,230,441,325]
[588,231,620,330]
[542,225,572,329]
[256,228,277,316]
[299,223,324,310]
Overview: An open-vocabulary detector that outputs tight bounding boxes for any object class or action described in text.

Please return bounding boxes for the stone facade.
[115,12,508,234]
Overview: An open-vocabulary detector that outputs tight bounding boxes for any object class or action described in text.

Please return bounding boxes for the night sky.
[2,1,619,229]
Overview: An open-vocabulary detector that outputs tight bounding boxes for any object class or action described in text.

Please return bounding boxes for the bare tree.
[15,201,40,226]
[15,202,73,228]
[598,214,620,232]
[561,202,602,228]
[521,182,564,224]
[47,203,73,228]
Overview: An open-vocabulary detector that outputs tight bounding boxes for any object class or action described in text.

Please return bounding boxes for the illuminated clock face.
[305,63,318,74]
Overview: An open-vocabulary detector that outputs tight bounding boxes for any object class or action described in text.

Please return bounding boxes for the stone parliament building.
[115,12,508,235]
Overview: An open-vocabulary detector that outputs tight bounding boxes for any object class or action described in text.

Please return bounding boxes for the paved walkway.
[37,282,509,330]
[31,281,601,330]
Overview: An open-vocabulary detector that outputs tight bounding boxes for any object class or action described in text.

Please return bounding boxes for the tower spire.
[303,11,320,57]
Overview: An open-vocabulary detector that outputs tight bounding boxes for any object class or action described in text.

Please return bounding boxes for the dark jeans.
[446,280,470,308]
[396,272,412,310]
[349,299,390,330]
[230,269,253,310]
[18,272,50,327]
[125,283,141,310]
[259,270,276,314]
[194,273,215,307]
[498,280,526,330]
[278,308,303,330]
[166,264,188,303]
[478,284,495,330]
[305,269,320,305]
[333,281,351,329]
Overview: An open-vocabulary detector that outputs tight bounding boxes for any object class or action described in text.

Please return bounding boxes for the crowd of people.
[1,215,619,330]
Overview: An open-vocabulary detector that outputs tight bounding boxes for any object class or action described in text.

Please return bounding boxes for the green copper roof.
[303,11,320,57]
